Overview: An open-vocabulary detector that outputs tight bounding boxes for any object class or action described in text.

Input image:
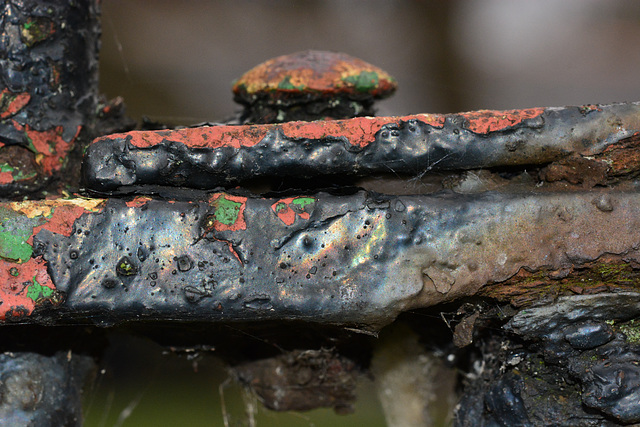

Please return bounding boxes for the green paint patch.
[275,202,287,213]
[0,163,37,182]
[277,75,305,91]
[26,276,53,302]
[21,17,54,47]
[116,256,137,276]
[291,197,315,210]
[343,71,379,92]
[215,197,242,225]
[0,207,38,263]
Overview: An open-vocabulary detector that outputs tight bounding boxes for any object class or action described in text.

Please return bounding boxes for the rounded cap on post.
[232,50,397,123]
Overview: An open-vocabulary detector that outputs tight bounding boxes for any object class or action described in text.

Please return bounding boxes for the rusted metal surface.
[232,50,397,123]
[83,103,640,194]
[0,190,639,331]
[234,348,358,413]
[0,351,93,426]
[457,293,640,425]
[0,0,101,195]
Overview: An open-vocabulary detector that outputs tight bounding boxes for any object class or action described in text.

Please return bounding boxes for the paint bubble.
[183,285,211,303]
[101,278,118,289]
[593,194,614,212]
[137,247,147,262]
[177,255,193,272]
[116,256,137,276]
[244,296,272,310]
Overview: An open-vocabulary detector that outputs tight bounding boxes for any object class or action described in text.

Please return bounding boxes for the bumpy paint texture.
[0,199,103,320]
[84,103,640,193]
[0,0,100,193]
[0,190,635,331]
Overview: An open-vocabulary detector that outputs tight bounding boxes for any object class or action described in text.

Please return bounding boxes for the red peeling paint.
[459,108,545,134]
[0,172,13,185]
[13,122,81,175]
[272,197,313,226]
[208,194,248,232]
[102,114,447,150]
[112,125,268,150]
[0,89,30,119]
[0,257,55,321]
[280,115,445,148]
[29,204,90,243]
[126,196,153,208]
[232,50,397,98]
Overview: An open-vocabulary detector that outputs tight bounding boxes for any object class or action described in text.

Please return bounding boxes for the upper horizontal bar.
[83,103,640,193]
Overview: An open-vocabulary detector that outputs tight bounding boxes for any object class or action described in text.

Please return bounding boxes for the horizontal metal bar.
[2,190,640,329]
[83,103,640,193]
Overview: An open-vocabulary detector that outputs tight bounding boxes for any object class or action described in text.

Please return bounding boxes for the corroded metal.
[0,351,93,426]
[457,293,640,425]
[1,190,640,330]
[232,50,397,123]
[0,0,101,195]
[83,103,640,194]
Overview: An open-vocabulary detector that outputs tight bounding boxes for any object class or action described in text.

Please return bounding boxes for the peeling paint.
[272,196,315,226]
[12,121,81,175]
[0,89,30,119]
[84,102,640,193]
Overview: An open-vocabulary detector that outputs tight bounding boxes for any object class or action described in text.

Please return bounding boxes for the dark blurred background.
[89,1,640,426]
[99,0,640,126]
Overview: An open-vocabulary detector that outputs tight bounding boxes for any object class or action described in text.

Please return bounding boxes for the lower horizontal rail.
[1,190,639,329]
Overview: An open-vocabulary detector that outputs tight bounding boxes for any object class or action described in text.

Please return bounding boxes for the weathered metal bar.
[0,0,101,195]
[83,103,640,193]
[0,351,93,426]
[2,190,640,329]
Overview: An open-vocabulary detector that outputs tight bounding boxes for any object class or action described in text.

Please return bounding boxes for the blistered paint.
[0,89,30,119]
[108,115,446,150]
[20,17,56,47]
[232,50,397,98]
[459,108,545,134]
[208,194,247,231]
[0,257,57,320]
[85,103,640,193]
[125,196,153,208]
[7,190,634,329]
[272,196,315,226]
[278,115,445,148]
[0,199,104,321]
[13,121,81,174]
[0,164,14,185]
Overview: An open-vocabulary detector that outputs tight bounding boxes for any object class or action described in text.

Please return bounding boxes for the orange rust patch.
[271,197,314,226]
[232,50,397,97]
[0,89,30,119]
[0,256,55,321]
[28,203,93,245]
[125,196,153,208]
[597,131,640,176]
[0,171,13,185]
[13,121,81,174]
[459,108,545,134]
[280,115,445,148]
[107,115,446,150]
[117,125,269,150]
[8,199,105,245]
